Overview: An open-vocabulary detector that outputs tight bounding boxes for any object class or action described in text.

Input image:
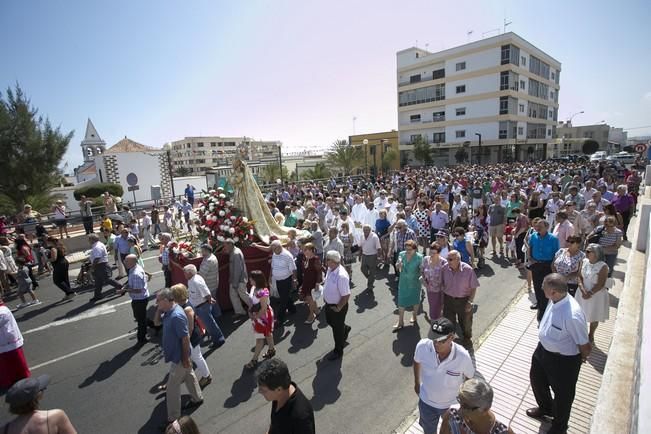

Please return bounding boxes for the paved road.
[0,249,526,433]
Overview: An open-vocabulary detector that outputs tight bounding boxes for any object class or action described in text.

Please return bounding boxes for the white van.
[590,151,607,162]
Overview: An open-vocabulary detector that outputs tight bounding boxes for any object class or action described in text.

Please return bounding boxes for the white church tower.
[74,119,106,183]
[81,118,106,162]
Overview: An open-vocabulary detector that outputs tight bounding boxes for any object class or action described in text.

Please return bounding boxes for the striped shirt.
[272,248,296,281]
[395,228,417,253]
[127,264,149,300]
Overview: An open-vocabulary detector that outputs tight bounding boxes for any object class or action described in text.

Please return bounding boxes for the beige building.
[349,130,400,175]
[169,136,281,175]
[556,122,628,154]
[397,32,561,165]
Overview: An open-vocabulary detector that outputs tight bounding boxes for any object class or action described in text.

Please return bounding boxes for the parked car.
[606,152,636,165]
[567,154,589,163]
[590,151,608,162]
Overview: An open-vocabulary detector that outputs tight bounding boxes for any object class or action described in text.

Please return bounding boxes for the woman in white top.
[52,200,70,239]
[576,243,610,343]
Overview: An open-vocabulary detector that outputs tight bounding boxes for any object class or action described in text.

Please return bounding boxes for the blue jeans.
[418,399,448,434]
[604,253,616,277]
[195,303,225,346]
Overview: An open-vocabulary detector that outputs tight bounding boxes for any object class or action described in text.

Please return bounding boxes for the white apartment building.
[397,32,561,165]
[169,136,281,175]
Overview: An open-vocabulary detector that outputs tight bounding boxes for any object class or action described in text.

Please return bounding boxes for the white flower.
[242,217,248,222]
[219,194,226,199]
[229,228,235,234]
[209,189,216,194]
[211,215,217,222]
[219,211,225,217]
[217,235,225,242]
[233,236,239,243]
[229,216,236,221]
[224,208,230,214]
[209,204,215,211]
[225,201,231,207]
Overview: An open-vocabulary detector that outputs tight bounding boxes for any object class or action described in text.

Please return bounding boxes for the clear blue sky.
[2,0,650,172]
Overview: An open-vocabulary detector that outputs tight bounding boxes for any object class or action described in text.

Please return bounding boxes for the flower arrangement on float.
[169,241,196,258]
[196,188,256,248]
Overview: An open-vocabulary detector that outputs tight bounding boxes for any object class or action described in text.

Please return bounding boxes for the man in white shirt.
[88,234,122,302]
[350,195,367,226]
[270,240,298,326]
[140,211,156,250]
[323,250,351,361]
[373,190,389,211]
[324,228,344,257]
[184,264,225,348]
[363,201,379,230]
[429,203,448,239]
[526,273,591,433]
[358,225,382,293]
[450,194,468,221]
[579,180,597,205]
[413,318,475,434]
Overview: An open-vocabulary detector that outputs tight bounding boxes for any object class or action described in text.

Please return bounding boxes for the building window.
[197,142,204,147]
[529,55,551,80]
[519,104,525,113]
[456,107,466,116]
[499,122,508,139]
[433,68,445,79]
[455,130,466,138]
[520,80,525,90]
[210,142,216,146]
[500,71,519,91]
[501,44,520,65]
[521,56,526,66]
[410,134,422,143]
[456,61,466,71]
[456,85,466,94]
[398,84,445,106]
[410,74,421,83]
[547,129,552,136]
[518,126,524,135]
[499,96,509,115]
[433,111,445,122]
[433,132,446,143]
[410,114,421,123]
[551,72,555,80]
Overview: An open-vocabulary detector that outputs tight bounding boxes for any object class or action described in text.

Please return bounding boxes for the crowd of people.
[0,156,644,433]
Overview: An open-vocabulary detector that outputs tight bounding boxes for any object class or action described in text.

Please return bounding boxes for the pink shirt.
[553,220,575,248]
[441,262,479,298]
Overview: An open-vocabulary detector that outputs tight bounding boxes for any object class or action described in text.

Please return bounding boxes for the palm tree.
[454,148,468,164]
[382,148,399,171]
[173,167,191,177]
[325,139,364,176]
[260,164,288,183]
[411,135,432,166]
[301,162,331,180]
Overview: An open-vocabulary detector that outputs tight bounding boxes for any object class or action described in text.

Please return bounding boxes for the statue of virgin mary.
[229,159,308,244]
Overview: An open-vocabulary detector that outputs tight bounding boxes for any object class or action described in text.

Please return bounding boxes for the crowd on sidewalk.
[0,157,644,433]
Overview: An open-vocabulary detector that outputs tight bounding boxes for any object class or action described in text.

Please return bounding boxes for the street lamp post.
[475,132,482,165]
[277,144,283,183]
[567,110,584,125]
[363,139,369,177]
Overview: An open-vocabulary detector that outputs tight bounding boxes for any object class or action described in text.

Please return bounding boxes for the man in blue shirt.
[184,184,195,205]
[527,219,560,321]
[155,288,203,426]
[113,228,133,277]
[119,254,150,344]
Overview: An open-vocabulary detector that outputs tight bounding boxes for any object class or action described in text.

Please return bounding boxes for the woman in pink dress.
[244,270,276,370]
[421,242,448,321]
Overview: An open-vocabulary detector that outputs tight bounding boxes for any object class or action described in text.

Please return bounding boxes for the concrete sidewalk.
[399,263,623,434]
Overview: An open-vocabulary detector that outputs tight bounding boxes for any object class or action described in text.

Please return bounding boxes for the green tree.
[0,85,72,215]
[411,135,433,166]
[173,167,191,177]
[382,148,399,170]
[301,162,331,180]
[325,139,364,176]
[260,163,289,183]
[582,139,599,155]
[454,148,468,164]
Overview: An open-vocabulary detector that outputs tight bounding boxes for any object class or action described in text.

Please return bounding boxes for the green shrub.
[74,183,123,200]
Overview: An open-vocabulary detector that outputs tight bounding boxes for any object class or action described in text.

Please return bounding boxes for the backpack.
[586,225,605,246]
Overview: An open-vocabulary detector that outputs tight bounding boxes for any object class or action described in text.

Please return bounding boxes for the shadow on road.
[391,325,422,366]
[138,399,167,434]
[288,321,319,354]
[310,357,342,411]
[79,344,142,388]
[353,291,378,313]
[223,367,258,408]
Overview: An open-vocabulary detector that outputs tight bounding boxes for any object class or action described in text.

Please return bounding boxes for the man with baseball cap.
[412,318,475,434]
[3,374,78,433]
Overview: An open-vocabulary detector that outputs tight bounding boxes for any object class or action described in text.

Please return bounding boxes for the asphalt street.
[0,249,527,434]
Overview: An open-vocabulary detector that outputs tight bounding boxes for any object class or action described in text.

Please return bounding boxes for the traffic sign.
[635,143,647,153]
[126,173,138,186]
[127,185,140,192]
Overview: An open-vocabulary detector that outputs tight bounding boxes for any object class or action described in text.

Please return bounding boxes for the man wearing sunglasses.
[413,318,475,434]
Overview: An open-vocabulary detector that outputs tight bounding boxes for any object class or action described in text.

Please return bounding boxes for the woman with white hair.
[440,378,512,434]
[577,243,610,343]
